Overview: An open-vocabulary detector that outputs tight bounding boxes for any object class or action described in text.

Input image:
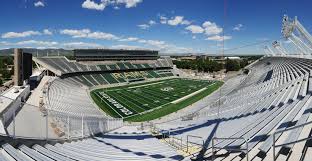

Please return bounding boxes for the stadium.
[0,3,312,161]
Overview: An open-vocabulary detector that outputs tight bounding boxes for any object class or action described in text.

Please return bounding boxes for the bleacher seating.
[0,137,184,161]
[151,57,312,160]
[47,78,103,116]
[34,56,174,75]
[66,70,174,87]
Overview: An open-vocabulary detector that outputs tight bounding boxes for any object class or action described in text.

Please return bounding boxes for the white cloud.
[60,29,90,37]
[0,41,9,46]
[167,16,184,26]
[36,46,59,50]
[111,44,145,50]
[60,29,119,40]
[2,40,104,49]
[118,37,139,41]
[1,31,42,38]
[82,0,142,11]
[1,40,58,47]
[1,29,53,38]
[138,38,193,53]
[116,0,143,8]
[34,1,45,7]
[138,39,147,43]
[88,31,119,40]
[165,46,195,53]
[206,35,232,41]
[137,24,150,30]
[82,0,107,11]
[161,15,191,26]
[145,40,166,47]
[181,20,191,25]
[202,21,223,35]
[185,25,204,34]
[16,40,58,46]
[43,29,53,35]
[160,16,168,24]
[136,38,169,50]
[148,20,156,25]
[233,24,243,31]
[138,20,156,30]
[63,42,104,49]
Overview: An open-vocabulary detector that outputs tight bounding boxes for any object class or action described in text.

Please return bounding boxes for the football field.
[90,78,223,122]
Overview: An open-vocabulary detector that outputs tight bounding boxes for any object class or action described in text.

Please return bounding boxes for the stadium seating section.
[34,57,173,75]
[0,137,184,161]
[154,57,312,160]
[4,56,312,161]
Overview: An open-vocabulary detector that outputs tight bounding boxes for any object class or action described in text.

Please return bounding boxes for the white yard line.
[128,81,164,89]
[171,88,206,104]
[172,82,216,104]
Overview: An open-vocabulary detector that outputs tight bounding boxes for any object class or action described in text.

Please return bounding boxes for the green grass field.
[90,78,223,122]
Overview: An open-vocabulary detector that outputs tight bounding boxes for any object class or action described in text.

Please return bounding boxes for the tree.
[225,58,240,72]
[173,59,223,73]
[240,59,249,68]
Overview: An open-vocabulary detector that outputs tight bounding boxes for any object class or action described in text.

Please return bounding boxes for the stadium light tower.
[264,46,276,56]
[272,41,288,56]
[282,15,312,56]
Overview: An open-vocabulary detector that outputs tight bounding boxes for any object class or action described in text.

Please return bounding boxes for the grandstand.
[0,15,312,161]
[2,54,312,161]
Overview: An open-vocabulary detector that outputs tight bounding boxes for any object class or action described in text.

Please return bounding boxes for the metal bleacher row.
[152,57,312,160]
[68,70,174,87]
[34,56,174,75]
[0,136,184,161]
[47,78,103,116]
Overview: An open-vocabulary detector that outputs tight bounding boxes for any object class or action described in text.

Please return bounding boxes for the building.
[13,49,32,86]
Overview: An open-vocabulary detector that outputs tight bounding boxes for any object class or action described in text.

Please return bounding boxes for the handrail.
[272,120,312,161]
[186,135,204,153]
[212,137,249,161]
[275,120,312,135]
[160,130,184,150]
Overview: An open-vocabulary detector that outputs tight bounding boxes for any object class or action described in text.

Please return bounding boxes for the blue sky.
[0,0,311,55]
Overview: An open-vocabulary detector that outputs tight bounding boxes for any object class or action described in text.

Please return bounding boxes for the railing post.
[81,115,84,138]
[169,131,171,145]
[245,138,249,161]
[46,110,48,141]
[273,134,276,161]
[13,111,15,139]
[212,138,215,161]
[181,137,183,150]
[202,139,205,150]
[186,135,189,152]
[101,119,104,133]
[67,115,70,140]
